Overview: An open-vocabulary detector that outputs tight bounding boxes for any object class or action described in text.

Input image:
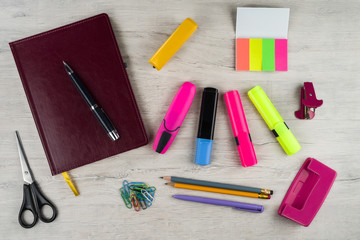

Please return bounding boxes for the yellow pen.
[149,18,197,70]
[248,86,301,155]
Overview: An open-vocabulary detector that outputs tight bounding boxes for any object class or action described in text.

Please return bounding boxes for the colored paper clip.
[295,82,323,120]
[141,189,154,205]
[131,187,145,193]
[139,199,148,210]
[123,180,130,195]
[120,188,132,209]
[119,180,156,212]
[129,182,149,188]
[130,191,141,212]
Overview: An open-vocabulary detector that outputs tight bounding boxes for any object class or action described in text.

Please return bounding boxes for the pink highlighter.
[153,82,196,154]
[224,90,257,167]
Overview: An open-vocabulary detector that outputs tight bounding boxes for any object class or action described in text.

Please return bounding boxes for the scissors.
[15,131,57,228]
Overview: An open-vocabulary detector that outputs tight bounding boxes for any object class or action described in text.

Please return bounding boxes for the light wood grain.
[1,0,360,239]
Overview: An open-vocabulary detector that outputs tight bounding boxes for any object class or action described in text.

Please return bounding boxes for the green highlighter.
[248,86,301,155]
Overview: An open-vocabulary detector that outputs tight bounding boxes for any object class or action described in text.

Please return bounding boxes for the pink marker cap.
[224,90,257,167]
[153,82,196,154]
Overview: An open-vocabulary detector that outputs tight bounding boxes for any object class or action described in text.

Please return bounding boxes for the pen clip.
[233,206,264,213]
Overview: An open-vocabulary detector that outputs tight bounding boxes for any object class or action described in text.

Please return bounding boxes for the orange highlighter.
[149,18,197,70]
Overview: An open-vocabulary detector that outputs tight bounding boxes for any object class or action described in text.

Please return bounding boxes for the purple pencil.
[173,195,264,213]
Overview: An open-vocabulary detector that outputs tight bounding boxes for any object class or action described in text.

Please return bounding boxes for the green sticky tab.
[262,39,275,71]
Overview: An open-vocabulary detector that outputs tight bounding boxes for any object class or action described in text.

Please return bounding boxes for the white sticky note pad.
[236,7,290,39]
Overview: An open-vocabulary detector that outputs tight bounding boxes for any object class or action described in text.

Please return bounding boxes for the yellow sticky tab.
[149,18,197,70]
[62,172,79,196]
[249,39,262,71]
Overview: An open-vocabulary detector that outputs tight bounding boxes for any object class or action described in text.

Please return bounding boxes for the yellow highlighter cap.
[149,18,197,70]
[248,86,301,155]
[248,86,283,129]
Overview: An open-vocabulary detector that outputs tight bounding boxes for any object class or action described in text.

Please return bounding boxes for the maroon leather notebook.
[10,13,148,175]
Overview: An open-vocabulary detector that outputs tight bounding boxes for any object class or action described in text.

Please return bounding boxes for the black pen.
[63,61,120,141]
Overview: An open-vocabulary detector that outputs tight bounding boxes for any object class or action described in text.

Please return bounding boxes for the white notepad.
[236,7,290,39]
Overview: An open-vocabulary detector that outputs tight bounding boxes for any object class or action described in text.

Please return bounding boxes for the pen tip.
[267,195,271,199]
[270,190,273,195]
[62,61,73,73]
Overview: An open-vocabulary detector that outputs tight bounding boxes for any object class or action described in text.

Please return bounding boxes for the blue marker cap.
[195,138,213,165]
[194,88,218,165]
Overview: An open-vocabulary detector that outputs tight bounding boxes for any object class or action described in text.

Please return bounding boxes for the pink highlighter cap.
[224,90,257,167]
[153,82,196,154]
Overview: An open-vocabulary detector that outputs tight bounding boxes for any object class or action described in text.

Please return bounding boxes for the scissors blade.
[15,131,34,185]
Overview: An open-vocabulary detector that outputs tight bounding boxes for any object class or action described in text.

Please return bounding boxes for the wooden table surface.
[1,1,359,239]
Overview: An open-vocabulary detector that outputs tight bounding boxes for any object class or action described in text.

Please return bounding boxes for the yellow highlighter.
[248,86,301,155]
[149,18,197,70]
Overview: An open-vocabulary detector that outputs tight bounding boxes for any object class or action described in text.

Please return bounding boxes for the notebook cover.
[9,13,148,175]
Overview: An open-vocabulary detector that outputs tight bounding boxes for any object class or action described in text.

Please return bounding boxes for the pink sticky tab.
[275,39,288,71]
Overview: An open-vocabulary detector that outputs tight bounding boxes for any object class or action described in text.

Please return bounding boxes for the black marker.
[194,87,218,165]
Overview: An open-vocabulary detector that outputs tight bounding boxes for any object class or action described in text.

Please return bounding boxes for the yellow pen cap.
[149,18,197,70]
[248,86,301,155]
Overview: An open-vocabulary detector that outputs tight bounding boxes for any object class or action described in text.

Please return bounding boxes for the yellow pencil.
[166,182,270,199]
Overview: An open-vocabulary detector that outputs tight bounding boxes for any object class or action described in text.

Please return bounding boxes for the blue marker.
[194,88,218,165]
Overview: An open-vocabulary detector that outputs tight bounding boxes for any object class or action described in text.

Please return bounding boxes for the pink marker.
[153,82,196,154]
[224,90,257,167]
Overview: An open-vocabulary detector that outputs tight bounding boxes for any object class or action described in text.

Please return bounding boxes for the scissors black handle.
[18,182,57,228]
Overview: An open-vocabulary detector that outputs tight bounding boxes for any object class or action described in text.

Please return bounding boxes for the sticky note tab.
[262,39,275,71]
[236,38,249,71]
[275,39,288,71]
[249,39,262,71]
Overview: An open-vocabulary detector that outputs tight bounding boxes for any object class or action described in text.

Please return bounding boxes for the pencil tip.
[159,177,163,179]
[165,183,168,185]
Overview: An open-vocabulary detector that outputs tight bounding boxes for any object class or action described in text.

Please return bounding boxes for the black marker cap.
[197,88,218,140]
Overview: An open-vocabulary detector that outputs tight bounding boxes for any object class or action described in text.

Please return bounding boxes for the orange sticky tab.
[249,39,262,71]
[236,38,249,71]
